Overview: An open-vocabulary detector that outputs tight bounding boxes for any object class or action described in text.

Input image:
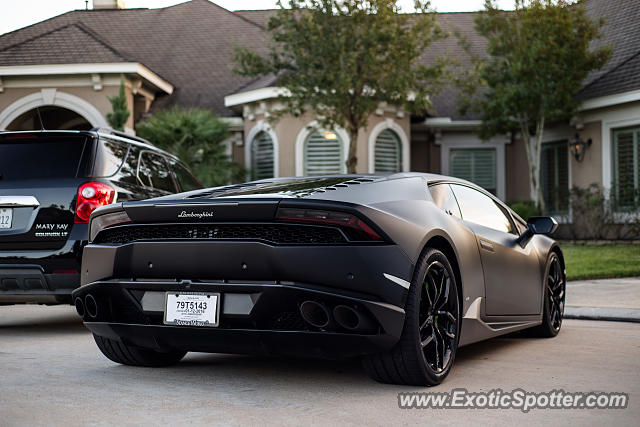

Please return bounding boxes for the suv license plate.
[0,208,12,229]
[164,292,220,327]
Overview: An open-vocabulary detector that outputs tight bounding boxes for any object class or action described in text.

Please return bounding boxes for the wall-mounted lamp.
[569,133,592,162]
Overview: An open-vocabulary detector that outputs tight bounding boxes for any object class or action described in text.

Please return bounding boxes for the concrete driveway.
[0,305,638,426]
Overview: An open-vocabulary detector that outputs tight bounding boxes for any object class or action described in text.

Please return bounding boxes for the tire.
[529,251,565,338]
[363,248,461,386]
[93,334,187,367]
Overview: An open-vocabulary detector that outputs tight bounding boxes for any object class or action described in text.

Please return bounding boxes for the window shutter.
[304,130,343,176]
[541,141,569,214]
[251,131,274,180]
[374,129,402,173]
[450,149,496,194]
[613,128,639,210]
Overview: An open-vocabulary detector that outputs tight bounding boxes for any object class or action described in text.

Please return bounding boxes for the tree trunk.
[346,128,359,174]
[519,117,546,214]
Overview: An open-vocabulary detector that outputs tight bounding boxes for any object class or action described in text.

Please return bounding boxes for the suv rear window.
[0,134,89,180]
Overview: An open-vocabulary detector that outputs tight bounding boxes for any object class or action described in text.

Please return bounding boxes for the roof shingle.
[0,0,637,118]
[0,0,268,117]
[0,23,129,65]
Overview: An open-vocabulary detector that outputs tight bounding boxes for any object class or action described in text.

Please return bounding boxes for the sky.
[0,0,514,36]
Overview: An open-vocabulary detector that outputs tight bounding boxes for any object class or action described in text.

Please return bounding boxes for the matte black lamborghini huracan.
[72,174,565,386]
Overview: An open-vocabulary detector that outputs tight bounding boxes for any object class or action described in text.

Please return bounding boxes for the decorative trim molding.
[579,88,640,111]
[224,87,289,108]
[424,117,482,130]
[0,63,173,94]
[0,89,108,129]
[367,118,410,173]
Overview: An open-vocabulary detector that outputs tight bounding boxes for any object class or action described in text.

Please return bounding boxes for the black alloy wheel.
[362,248,460,386]
[530,251,565,337]
[420,260,459,374]
[546,253,565,332]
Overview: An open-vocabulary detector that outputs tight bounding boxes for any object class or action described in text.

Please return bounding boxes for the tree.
[106,76,130,131]
[234,0,449,173]
[136,107,244,187]
[464,0,610,211]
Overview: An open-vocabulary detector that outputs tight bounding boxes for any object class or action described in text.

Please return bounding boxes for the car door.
[450,184,542,316]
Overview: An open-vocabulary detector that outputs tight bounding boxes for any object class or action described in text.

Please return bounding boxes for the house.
[0,0,638,225]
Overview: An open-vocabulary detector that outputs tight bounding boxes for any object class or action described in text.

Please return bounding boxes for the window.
[450,148,497,194]
[168,159,202,192]
[93,138,128,177]
[429,184,462,219]
[116,144,142,185]
[251,131,275,180]
[450,184,513,234]
[139,151,175,193]
[612,127,639,211]
[541,141,569,215]
[0,134,88,180]
[374,129,402,173]
[304,129,343,176]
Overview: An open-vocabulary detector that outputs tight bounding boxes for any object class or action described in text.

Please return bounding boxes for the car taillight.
[89,210,131,241]
[74,182,116,224]
[276,207,382,241]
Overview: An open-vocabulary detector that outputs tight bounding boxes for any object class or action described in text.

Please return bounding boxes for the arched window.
[374,129,402,173]
[251,131,274,180]
[304,129,344,175]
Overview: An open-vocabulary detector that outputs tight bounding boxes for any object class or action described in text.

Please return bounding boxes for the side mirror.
[517,216,558,248]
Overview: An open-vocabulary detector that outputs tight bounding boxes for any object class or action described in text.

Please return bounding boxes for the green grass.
[562,245,640,281]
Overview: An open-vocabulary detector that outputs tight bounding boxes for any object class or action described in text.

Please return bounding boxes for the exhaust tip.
[333,305,360,330]
[300,300,330,328]
[74,297,85,318]
[85,294,98,318]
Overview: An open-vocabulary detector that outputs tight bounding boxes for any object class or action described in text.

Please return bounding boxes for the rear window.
[0,134,89,180]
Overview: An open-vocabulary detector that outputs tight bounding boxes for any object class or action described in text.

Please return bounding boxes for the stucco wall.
[571,120,603,189]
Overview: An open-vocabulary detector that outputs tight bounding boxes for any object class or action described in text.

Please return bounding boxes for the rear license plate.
[0,208,12,229]
[164,292,220,327]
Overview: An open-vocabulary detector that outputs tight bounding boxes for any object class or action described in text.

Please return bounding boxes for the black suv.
[0,129,202,305]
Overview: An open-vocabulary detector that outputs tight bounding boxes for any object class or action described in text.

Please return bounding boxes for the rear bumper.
[0,264,79,302]
[74,240,415,357]
[0,231,85,303]
[74,280,406,358]
[85,322,398,359]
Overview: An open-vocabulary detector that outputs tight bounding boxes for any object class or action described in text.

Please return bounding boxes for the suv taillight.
[74,182,116,224]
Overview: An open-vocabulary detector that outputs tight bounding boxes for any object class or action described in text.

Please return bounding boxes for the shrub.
[508,200,540,221]
[568,184,640,240]
[106,77,130,131]
[136,107,245,187]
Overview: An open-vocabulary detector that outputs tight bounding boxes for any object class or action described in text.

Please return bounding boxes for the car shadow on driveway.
[79,335,531,394]
[0,305,86,336]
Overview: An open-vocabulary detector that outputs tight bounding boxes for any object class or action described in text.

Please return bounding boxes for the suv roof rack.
[90,127,151,145]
